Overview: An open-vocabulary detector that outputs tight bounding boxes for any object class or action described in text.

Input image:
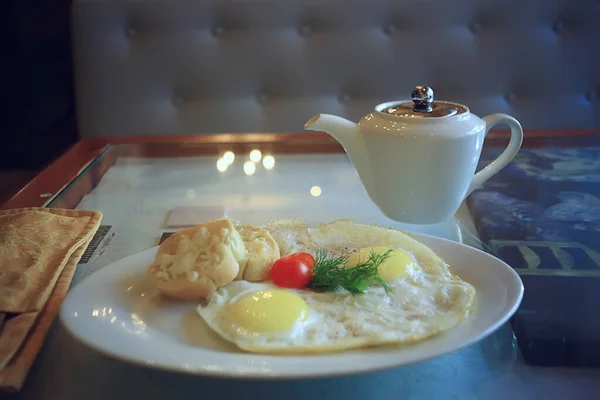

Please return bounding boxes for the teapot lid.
[382,85,468,118]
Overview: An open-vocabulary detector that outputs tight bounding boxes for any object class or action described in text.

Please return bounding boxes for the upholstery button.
[469,21,482,34]
[552,21,565,34]
[126,27,137,39]
[172,96,184,107]
[504,92,516,103]
[298,24,312,37]
[339,93,352,104]
[212,25,225,37]
[585,88,598,103]
[383,23,396,35]
[257,92,269,104]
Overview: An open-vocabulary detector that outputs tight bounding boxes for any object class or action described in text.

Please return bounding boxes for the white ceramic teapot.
[304,85,523,225]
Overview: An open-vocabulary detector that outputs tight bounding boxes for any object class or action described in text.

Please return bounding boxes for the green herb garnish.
[307,248,392,294]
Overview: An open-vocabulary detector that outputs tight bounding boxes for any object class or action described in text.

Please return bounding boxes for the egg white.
[196,245,475,354]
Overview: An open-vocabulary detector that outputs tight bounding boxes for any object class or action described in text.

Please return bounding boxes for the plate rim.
[59,232,524,380]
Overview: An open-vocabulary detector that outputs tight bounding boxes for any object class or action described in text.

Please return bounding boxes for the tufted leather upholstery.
[71,0,600,137]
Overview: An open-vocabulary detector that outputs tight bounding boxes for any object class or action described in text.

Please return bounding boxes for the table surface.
[4,131,600,400]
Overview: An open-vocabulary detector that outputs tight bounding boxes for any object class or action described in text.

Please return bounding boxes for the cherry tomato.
[270,254,314,289]
[290,252,315,267]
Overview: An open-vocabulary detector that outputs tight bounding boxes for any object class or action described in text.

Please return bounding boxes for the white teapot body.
[305,86,523,225]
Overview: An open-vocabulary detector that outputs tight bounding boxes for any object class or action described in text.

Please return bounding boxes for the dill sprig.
[307,248,392,294]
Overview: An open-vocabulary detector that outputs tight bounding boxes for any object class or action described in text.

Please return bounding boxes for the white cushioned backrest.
[72,0,600,136]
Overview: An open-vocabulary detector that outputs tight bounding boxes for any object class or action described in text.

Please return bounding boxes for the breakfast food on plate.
[147,219,246,300]
[145,217,477,354]
[147,219,281,300]
[234,224,280,282]
[196,218,477,354]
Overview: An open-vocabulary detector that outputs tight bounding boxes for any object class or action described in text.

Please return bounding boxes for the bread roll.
[235,224,280,282]
[147,219,245,300]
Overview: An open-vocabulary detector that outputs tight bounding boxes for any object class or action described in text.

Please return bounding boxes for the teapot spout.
[305,114,358,138]
[304,114,376,201]
[304,114,364,157]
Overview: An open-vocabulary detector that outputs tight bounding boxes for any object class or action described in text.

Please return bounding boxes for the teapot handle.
[466,113,523,196]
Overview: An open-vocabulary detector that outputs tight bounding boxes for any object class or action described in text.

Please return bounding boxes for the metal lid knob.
[411,85,434,113]
[380,85,468,118]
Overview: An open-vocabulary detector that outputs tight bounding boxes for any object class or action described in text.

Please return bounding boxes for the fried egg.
[196,219,476,354]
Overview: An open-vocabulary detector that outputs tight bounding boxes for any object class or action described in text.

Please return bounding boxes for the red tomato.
[290,252,315,267]
[270,254,314,289]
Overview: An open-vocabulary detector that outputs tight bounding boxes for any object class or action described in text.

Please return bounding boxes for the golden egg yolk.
[347,246,414,282]
[228,289,309,332]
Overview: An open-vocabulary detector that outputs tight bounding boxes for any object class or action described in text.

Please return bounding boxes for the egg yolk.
[347,246,414,282]
[228,289,308,332]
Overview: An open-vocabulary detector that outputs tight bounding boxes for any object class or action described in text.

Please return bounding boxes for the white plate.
[59,233,523,379]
